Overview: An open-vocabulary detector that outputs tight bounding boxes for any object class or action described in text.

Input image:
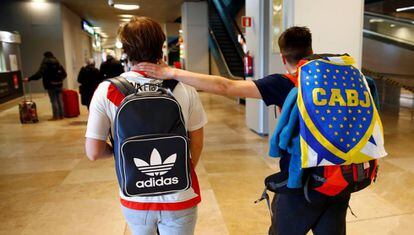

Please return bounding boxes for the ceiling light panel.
[114,4,140,11]
[396,6,414,12]
[118,14,135,18]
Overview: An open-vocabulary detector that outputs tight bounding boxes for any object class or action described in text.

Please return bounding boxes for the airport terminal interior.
[0,0,413,234]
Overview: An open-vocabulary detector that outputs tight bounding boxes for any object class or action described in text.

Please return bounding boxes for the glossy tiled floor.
[0,92,413,235]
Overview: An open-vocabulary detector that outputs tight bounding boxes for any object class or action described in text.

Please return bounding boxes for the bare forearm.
[172,69,230,95]
[189,128,204,167]
[85,138,113,161]
[172,69,261,99]
[136,62,262,99]
[190,143,203,167]
[90,143,113,161]
[100,143,113,158]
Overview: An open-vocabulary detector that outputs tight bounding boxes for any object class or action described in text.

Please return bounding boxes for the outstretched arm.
[137,63,262,99]
[28,63,46,81]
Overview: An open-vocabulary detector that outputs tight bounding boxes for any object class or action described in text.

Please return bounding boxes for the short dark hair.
[118,17,166,64]
[43,51,54,58]
[278,26,313,65]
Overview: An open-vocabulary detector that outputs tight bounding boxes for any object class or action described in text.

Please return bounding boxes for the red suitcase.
[19,82,39,124]
[62,89,80,118]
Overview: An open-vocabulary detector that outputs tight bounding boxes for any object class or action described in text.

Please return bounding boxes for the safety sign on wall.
[242,16,252,28]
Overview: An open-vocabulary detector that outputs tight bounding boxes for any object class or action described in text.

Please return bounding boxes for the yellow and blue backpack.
[263,54,387,199]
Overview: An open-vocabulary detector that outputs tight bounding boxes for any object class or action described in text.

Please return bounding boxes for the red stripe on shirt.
[120,195,200,211]
[107,83,125,107]
[131,70,149,78]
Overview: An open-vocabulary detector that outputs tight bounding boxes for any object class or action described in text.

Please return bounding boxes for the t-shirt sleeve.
[85,82,111,141]
[187,88,208,132]
[253,74,295,107]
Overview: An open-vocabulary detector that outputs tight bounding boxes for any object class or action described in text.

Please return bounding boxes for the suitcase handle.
[22,80,33,102]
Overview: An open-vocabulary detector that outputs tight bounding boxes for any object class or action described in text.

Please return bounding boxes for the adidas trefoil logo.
[134,148,177,176]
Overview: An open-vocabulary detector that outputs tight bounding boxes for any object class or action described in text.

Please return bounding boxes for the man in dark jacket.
[27,51,67,120]
[99,55,124,79]
[77,58,104,109]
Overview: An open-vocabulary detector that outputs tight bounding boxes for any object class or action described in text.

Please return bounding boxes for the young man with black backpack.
[137,27,386,234]
[85,17,207,235]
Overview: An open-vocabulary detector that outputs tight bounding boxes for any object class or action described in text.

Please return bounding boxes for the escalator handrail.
[210,0,245,59]
[209,29,243,80]
[365,11,414,27]
[363,29,414,51]
[216,0,246,43]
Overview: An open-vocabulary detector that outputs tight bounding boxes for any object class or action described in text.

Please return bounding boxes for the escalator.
[208,0,245,80]
[362,12,414,115]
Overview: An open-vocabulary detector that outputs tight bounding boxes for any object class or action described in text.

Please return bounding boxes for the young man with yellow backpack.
[137,26,387,235]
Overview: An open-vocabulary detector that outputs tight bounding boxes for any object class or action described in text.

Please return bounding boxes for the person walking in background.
[77,58,104,109]
[100,54,124,79]
[25,51,67,120]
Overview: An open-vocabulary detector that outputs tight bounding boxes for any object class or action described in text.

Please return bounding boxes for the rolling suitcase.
[19,82,39,124]
[62,89,80,118]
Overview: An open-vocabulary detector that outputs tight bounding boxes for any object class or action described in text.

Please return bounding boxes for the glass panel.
[272,0,283,53]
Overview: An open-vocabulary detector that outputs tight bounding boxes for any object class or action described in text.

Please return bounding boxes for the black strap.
[305,53,350,61]
[304,175,312,203]
[106,77,134,145]
[109,129,114,147]
[254,188,273,218]
[161,80,179,92]
[107,76,136,96]
[348,205,358,218]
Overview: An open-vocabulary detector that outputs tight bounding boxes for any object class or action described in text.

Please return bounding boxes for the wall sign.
[13,74,19,89]
[81,20,94,36]
[242,16,252,28]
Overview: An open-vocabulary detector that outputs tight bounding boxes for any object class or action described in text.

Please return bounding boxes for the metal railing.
[362,68,414,119]
[209,29,243,80]
[362,68,414,93]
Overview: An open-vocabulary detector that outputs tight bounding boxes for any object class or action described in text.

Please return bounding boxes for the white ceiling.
[59,0,185,47]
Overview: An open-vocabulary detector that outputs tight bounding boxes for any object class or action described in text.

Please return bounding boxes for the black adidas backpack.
[108,77,191,197]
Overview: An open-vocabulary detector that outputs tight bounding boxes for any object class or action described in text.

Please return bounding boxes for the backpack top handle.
[107,76,179,97]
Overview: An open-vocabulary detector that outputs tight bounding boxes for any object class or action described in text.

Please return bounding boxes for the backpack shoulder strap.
[161,80,179,92]
[107,76,135,96]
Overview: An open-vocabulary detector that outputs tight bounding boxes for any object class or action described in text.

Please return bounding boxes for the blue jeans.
[122,206,197,235]
[47,87,64,118]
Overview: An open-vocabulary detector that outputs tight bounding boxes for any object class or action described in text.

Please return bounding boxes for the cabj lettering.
[312,88,370,107]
